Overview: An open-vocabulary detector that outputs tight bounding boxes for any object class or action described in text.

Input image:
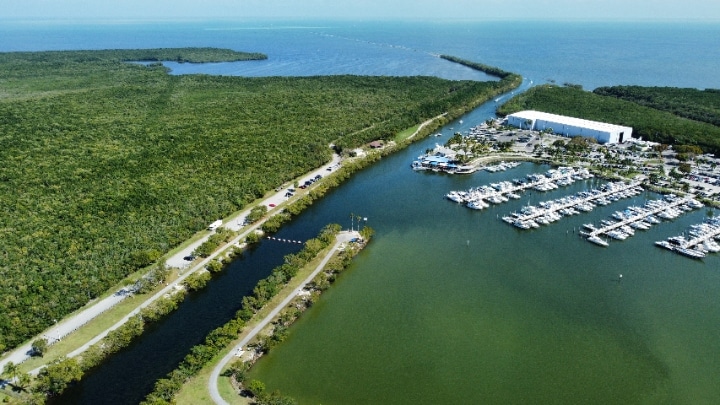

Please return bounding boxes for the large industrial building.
[505,110,633,144]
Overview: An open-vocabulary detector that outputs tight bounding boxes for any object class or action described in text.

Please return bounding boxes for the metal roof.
[508,110,632,133]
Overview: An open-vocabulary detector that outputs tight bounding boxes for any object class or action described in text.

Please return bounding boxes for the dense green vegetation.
[439,55,517,79]
[141,224,342,405]
[498,85,720,153]
[594,85,720,126]
[0,48,266,65]
[0,49,512,352]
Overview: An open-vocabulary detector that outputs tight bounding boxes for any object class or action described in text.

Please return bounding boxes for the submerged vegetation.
[0,48,516,352]
[498,84,720,154]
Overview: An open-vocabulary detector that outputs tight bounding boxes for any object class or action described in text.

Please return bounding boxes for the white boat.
[655,240,675,251]
[676,247,705,260]
[513,220,531,230]
[487,195,504,204]
[467,200,488,210]
[607,230,628,240]
[703,240,720,253]
[445,191,465,203]
[588,236,609,247]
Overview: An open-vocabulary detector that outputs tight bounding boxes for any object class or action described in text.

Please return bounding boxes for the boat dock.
[587,196,698,239]
[504,180,642,229]
[446,167,594,209]
[655,217,720,259]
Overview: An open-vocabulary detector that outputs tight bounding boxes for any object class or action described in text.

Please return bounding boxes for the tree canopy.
[0,49,511,351]
[498,84,720,153]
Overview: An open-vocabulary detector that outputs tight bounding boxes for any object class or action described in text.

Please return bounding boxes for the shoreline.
[1,55,521,402]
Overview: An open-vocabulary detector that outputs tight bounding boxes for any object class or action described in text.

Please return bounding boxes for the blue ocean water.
[1,19,719,89]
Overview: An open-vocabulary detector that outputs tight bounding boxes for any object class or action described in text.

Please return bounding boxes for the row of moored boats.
[655,217,720,260]
[445,166,594,210]
[581,194,704,247]
[501,181,642,230]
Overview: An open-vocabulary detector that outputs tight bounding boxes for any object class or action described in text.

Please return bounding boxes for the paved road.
[166,154,341,269]
[0,154,340,376]
[208,231,358,405]
[0,291,128,373]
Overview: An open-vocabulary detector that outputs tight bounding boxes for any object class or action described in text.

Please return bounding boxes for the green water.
[251,151,720,404]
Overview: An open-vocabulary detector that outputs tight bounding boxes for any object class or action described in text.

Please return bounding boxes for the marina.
[445,166,594,209]
[500,179,642,229]
[655,217,720,259]
[582,194,704,245]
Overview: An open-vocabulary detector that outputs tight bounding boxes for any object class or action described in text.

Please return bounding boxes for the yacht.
[587,235,609,247]
[655,240,675,251]
[676,247,705,260]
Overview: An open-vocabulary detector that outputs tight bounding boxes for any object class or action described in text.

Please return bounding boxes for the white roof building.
[506,110,633,144]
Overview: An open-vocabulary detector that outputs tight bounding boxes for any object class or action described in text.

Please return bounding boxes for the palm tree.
[2,360,18,383]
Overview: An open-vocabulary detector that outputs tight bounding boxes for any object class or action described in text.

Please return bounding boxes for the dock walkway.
[681,226,720,249]
[588,195,693,239]
[514,181,641,224]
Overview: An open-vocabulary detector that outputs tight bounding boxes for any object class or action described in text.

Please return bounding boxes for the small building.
[506,110,632,144]
[369,140,384,149]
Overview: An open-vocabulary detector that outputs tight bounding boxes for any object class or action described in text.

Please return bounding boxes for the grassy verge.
[394,124,421,142]
[173,244,337,405]
[15,269,181,374]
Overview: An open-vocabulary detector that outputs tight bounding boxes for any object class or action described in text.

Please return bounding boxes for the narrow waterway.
[52,86,518,404]
[55,83,720,404]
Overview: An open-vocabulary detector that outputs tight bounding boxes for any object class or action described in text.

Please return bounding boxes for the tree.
[206,259,223,273]
[245,231,261,244]
[34,357,83,396]
[2,360,18,382]
[678,162,692,173]
[246,205,268,223]
[16,372,32,391]
[246,379,266,397]
[31,338,48,357]
[359,225,374,241]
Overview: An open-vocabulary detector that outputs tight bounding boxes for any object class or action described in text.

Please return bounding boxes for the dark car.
[183,255,195,261]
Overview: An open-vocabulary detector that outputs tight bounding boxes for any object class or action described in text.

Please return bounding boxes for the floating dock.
[655,217,720,259]
[587,196,701,240]
[503,180,642,229]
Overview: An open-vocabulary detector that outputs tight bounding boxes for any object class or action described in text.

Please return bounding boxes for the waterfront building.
[505,110,633,144]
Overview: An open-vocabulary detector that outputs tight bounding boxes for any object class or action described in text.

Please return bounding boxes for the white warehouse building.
[505,110,633,144]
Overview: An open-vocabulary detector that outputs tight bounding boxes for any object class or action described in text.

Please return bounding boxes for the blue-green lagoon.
[250,128,720,404]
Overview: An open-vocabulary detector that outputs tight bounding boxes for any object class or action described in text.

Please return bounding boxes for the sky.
[3,0,719,21]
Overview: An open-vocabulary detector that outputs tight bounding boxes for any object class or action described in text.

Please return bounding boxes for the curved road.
[208,231,357,405]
